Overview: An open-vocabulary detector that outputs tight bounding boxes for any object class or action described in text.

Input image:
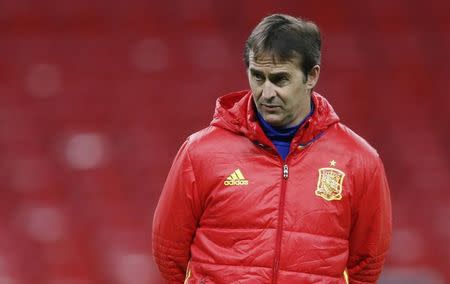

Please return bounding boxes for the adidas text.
[224,180,248,186]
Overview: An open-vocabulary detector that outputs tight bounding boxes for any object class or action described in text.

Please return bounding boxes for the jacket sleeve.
[347,157,392,283]
[152,139,202,283]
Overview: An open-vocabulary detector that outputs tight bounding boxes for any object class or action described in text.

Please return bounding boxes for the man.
[153,14,392,284]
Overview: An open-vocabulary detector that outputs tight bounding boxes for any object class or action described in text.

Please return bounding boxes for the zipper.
[283,164,289,179]
[272,163,289,284]
[254,141,308,283]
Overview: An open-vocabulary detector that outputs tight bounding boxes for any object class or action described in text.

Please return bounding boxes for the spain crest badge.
[316,167,345,201]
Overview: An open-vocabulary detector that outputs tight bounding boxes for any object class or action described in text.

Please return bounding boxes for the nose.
[261,81,276,99]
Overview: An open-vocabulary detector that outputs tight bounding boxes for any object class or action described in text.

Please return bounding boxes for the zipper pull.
[283,164,289,179]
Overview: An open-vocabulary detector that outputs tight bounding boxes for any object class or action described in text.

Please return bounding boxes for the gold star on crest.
[330,160,336,167]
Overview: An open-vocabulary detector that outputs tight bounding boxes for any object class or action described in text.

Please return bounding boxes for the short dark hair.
[244,14,321,77]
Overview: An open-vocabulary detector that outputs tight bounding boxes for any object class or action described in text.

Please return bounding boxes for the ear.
[306,65,320,90]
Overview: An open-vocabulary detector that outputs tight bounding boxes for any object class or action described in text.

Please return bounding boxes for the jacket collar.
[211,90,340,149]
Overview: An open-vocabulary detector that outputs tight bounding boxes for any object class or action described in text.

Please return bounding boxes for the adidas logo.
[224,169,249,186]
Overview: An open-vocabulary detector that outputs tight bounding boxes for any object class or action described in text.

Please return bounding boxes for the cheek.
[250,86,261,101]
[280,89,299,109]
[278,89,292,104]
[290,84,305,104]
[249,82,262,98]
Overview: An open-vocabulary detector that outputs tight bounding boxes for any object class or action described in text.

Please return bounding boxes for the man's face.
[247,52,319,128]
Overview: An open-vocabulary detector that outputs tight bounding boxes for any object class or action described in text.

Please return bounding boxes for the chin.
[263,115,283,127]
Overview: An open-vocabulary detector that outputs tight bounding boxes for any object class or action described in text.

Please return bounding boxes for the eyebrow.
[249,68,291,83]
[249,68,264,75]
[249,68,290,78]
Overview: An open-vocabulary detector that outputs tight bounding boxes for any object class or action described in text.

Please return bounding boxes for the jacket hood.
[210,90,340,147]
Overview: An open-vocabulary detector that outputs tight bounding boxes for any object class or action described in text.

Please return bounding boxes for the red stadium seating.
[0,0,449,283]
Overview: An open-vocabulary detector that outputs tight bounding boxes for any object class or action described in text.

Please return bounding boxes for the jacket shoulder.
[184,125,241,157]
[328,123,383,170]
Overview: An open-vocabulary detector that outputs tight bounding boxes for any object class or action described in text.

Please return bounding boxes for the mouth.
[261,104,281,110]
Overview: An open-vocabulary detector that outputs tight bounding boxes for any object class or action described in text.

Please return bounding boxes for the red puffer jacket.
[153,90,392,284]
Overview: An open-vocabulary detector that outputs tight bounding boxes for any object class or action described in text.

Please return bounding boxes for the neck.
[279,94,314,128]
[288,101,312,128]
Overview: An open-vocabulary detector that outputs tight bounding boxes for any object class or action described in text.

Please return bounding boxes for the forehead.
[248,51,300,73]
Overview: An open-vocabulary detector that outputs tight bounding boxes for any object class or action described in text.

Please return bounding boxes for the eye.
[253,73,264,82]
[272,76,289,86]
[279,76,289,83]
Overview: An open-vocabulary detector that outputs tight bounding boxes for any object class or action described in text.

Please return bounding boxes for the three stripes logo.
[224,169,249,186]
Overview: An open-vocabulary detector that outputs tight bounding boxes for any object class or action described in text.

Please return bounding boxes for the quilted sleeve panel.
[347,157,392,283]
[152,138,203,283]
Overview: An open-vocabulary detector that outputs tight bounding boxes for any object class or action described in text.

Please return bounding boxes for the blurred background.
[0,0,449,283]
